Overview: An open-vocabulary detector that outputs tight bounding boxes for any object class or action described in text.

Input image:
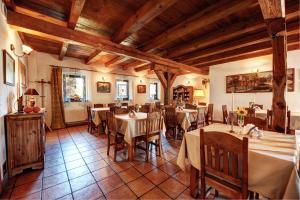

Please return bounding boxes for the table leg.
[127,138,135,161]
[190,165,199,198]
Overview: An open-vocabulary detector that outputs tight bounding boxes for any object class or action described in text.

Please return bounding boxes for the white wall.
[210,49,300,122]
[28,52,161,124]
[0,1,25,183]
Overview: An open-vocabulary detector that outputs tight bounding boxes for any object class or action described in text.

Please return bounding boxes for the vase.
[237,116,245,134]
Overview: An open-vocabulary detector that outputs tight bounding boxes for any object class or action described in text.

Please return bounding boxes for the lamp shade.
[194,89,205,97]
[24,88,39,96]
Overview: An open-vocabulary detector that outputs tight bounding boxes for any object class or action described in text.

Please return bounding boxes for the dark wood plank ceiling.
[7,0,300,74]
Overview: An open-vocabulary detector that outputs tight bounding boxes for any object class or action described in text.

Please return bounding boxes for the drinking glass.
[237,116,244,134]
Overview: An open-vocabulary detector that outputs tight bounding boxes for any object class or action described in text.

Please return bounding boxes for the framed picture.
[226,68,295,93]
[97,81,111,93]
[3,50,15,86]
[137,85,146,93]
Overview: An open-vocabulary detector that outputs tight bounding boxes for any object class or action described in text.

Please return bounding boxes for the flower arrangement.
[236,107,248,117]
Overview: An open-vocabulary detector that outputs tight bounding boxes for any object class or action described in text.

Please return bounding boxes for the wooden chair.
[140,104,150,113]
[106,111,126,161]
[200,129,249,199]
[185,103,197,109]
[108,103,116,108]
[136,112,163,162]
[121,102,128,107]
[222,105,228,124]
[165,106,178,139]
[115,107,128,114]
[94,104,104,108]
[87,106,99,134]
[253,104,263,109]
[127,105,135,112]
[109,106,117,113]
[287,110,292,134]
[198,102,207,106]
[205,104,214,125]
[155,101,161,110]
[267,109,273,129]
[246,108,255,117]
[244,116,268,130]
[190,108,205,130]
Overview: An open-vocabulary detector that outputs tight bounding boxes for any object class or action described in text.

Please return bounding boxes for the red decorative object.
[23,107,33,113]
[32,106,41,113]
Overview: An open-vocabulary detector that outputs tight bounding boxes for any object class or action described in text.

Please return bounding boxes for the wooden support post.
[259,0,287,132]
[155,70,177,105]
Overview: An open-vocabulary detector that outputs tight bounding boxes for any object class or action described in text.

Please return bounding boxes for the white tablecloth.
[115,112,166,144]
[255,110,300,130]
[177,123,300,199]
[91,107,110,126]
[176,109,198,132]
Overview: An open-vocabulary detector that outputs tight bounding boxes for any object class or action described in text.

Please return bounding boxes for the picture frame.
[137,85,146,93]
[3,49,15,86]
[97,81,111,93]
[226,68,295,93]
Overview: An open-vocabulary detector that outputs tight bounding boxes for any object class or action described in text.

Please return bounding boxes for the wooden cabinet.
[173,85,194,104]
[5,112,45,177]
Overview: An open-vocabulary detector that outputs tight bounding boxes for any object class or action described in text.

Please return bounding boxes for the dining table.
[91,106,128,126]
[177,123,300,199]
[115,112,166,161]
[176,107,206,132]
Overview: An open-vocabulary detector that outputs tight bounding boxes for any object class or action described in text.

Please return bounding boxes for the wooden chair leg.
[107,135,110,156]
[158,139,162,156]
[146,141,149,162]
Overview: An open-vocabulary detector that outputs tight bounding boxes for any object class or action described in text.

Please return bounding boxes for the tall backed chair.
[121,102,128,107]
[106,112,126,161]
[244,116,268,130]
[94,104,104,108]
[267,109,273,129]
[205,104,214,125]
[140,104,150,113]
[185,103,197,110]
[165,106,178,139]
[115,107,128,114]
[87,106,98,134]
[246,108,255,117]
[200,129,249,199]
[108,103,116,108]
[222,105,228,124]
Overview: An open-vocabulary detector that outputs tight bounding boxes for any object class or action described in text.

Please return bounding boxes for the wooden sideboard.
[5,112,45,177]
[173,85,194,104]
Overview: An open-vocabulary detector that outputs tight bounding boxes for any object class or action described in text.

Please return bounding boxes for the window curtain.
[50,67,66,129]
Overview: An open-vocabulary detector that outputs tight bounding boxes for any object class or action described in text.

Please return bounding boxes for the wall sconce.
[202,79,210,88]
[10,44,33,57]
[101,76,105,81]
[186,80,190,85]
[140,79,143,83]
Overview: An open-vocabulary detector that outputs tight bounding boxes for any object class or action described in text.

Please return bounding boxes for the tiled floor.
[0,125,195,200]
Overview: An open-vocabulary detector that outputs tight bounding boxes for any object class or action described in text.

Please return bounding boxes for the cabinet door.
[11,118,42,168]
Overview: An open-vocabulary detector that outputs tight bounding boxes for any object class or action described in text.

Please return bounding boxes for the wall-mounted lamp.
[101,76,105,81]
[10,44,33,57]
[202,79,210,88]
[139,79,143,83]
[186,80,190,85]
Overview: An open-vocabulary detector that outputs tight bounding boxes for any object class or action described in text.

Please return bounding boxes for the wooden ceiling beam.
[85,49,103,64]
[139,0,257,52]
[105,56,128,67]
[122,60,149,70]
[68,0,86,29]
[59,42,68,60]
[3,0,15,10]
[154,70,167,88]
[134,64,152,72]
[6,10,206,74]
[258,0,285,19]
[113,0,177,43]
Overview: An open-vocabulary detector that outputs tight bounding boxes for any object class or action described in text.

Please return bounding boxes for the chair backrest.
[222,105,228,124]
[198,102,207,106]
[121,102,128,107]
[185,103,197,110]
[244,116,268,130]
[197,108,205,126]
[267,109,273,128]
[155,101,161,109]
[135,118,147,136]
[200,129,248,199]
[94,104,104,108]
[147,112,162,136]
[106,111,116,133]
[207,104,214,117]
[87,106,92,122]
[115,107,128,114]
[287,110,291,133]
[108,103,116,108]
[127,105,135,112]
[246,108,255,117]
[164,106,176,126]
[140,104,150,113]
[253,104,263,109]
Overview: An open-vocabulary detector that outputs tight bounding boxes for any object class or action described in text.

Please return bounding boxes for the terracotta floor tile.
[97,174,124,194]
[72,183,103,200]
[67,165,90,180]
[42,181,71,200]
[84,154,103,164]
[176,188,196,200]
[106,185,136,200]
[11,179,42,199]
[134,162,156,174]
[140,187,171,200]
[63,149,80,157]
[162,151,177,161]
[45,152,63,162]
[57,194,73,200]
[173,170,190,187]
[15,170,43,186]
[78,145,94,152]
[65,158,86,170]
[43,164,66,177]
[149,156,166,167]
[159,162,180,175]
[64,153,82,162]
[43,171,68,189]
[92,166,116,181]
[110,162,132,173]
[127,176,155,197]
[81,150,98,158]
[0,188,12,199]
[144,168,169,185]
[119,167,142,183]
[87,160,108,172]
[158,178,187,199]
[70,173,95,192]
[17,191,41,200]
[45,157,65,168]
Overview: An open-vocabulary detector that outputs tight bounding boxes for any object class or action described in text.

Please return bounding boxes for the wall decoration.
[137,85,146,93]
[3,50,15,86]
[97,81,111,93]
[226,68,295,93]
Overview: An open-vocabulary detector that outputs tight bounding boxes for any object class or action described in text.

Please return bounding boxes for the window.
[150,83,158,100]
[116,80,129,100]
[63,74,86,102]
